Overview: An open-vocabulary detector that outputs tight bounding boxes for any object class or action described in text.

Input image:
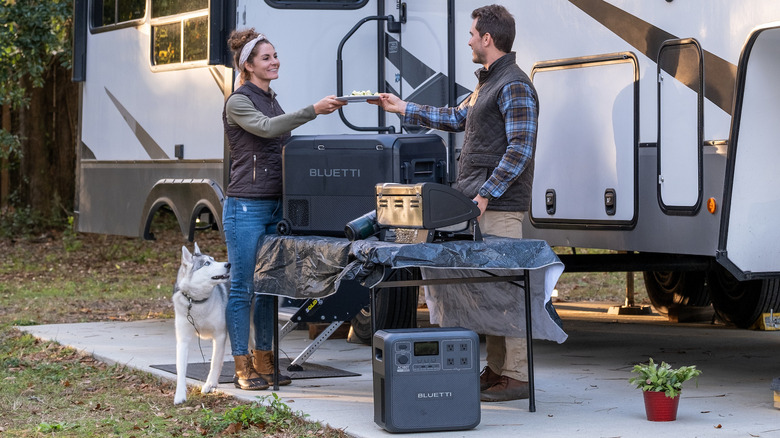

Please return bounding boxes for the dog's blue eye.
[205,261,210,265]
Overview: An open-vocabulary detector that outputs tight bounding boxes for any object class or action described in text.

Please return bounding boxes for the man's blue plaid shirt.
[404,81,538,200]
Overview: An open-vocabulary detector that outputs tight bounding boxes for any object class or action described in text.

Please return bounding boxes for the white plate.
[336,95,381,102]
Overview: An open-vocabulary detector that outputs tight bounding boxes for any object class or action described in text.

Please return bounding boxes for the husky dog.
[173,243,230,405]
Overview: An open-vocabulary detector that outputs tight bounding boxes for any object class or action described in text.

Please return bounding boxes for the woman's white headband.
[238,34,267,69]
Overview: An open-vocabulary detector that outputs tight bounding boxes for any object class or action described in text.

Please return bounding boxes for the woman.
[222,28,345,390]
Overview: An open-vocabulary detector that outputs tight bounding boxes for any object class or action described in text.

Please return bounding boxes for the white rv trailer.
[72,0,780,328]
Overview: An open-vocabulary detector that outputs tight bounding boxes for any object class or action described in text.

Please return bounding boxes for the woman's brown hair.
[227,28,272,83]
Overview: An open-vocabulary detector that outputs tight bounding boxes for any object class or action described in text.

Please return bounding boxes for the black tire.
[707,265,780,328]
[350,268,420,344]
[642,271,710,315]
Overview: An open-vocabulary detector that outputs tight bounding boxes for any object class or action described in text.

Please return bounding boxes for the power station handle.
[401,159,437,183]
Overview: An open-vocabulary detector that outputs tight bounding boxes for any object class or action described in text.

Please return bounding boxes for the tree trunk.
[51,62,78,216]
[1,104,10,208]
[21,75,51,215]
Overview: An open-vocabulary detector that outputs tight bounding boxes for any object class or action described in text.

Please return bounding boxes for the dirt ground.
[0,214,227,325]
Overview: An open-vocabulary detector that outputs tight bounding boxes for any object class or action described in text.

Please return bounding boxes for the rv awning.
[254,235,567,343]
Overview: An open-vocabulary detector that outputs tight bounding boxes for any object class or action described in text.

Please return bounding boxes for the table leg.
[370,287,377,335]
[524,269,535,412]
[273,295,279,390]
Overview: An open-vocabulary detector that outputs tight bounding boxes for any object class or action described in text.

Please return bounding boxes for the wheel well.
[188,200,222,242]
[142,199,184,240]
[140,179,225,241]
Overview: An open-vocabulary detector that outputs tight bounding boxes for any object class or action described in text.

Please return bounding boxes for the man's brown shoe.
[480,376,530,402]
[479,366,501,391]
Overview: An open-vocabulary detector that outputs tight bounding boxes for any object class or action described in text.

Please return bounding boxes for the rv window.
[152,15,208,65]
[183,16,208,62]
[150,0,209,66]
[152,0,208,18]
[117,0,145,21]
[265,0,368,10]
[92,0,145,28]
[153,23,181,65]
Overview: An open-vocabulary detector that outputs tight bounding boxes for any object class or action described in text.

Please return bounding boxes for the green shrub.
[629,357,701,398]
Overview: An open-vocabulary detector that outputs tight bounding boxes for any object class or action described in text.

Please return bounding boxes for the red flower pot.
[643,391,680,421]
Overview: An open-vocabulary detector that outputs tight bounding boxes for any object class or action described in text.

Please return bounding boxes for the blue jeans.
[223,196,282,355]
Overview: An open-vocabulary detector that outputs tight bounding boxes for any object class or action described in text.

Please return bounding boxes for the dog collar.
[178,289,209,305]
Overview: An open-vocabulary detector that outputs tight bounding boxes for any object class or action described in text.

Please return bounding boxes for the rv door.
[530,53,639,229]
[718,23,780,280]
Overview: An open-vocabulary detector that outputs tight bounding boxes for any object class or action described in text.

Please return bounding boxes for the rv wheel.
[642,271,710,315]
[707,266,780,328]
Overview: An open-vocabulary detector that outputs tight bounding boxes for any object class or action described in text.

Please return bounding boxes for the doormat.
[151,358,360,384]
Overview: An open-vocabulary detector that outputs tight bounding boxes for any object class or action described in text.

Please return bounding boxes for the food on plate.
[336,90,381,102]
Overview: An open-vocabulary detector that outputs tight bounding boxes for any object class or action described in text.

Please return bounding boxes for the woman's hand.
[313,96,347,115]
[367,93,407,115]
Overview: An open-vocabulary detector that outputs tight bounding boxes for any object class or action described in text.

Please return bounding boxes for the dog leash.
[180,290,209,363]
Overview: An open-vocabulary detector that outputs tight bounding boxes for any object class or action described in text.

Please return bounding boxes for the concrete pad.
[20,304,780,437]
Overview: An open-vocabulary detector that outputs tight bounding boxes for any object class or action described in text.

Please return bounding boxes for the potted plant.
[629,358,702,421]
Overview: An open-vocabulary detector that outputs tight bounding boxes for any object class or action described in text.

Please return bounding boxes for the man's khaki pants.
[479,210,528,382]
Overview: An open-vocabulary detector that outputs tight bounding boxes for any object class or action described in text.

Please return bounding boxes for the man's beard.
[472,50,485,65]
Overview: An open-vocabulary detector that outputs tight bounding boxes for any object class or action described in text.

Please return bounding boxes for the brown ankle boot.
[233,354,269,390]
[253,350,292,386]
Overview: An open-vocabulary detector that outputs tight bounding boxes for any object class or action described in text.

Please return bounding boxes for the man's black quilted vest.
[454,52,538,212]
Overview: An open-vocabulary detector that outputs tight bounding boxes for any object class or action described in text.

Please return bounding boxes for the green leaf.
[629,358,702,398]
[0,0,71,108]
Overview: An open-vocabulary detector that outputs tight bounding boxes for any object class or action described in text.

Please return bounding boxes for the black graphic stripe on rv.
[385,34,471,108]
[385,34,436,89]
[569,0,736,115]
[104,88,169,160]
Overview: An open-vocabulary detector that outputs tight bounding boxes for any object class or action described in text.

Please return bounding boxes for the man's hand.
[473,194,488,220]
[367,93,407,115]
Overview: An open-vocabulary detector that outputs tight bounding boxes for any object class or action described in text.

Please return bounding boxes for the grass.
[0,328,346,436]
[552,247,650,305]
[0,209,647,436]
[0,210,349,437]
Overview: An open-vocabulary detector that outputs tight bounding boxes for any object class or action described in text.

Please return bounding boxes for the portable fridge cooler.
[279,133,448,236]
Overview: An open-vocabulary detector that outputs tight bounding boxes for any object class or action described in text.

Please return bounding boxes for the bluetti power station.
[372,328,480,433]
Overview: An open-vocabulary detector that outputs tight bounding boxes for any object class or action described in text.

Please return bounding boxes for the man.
[370,4,539,402]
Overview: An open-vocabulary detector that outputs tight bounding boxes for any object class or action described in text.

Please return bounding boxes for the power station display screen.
[413,341,439,356]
